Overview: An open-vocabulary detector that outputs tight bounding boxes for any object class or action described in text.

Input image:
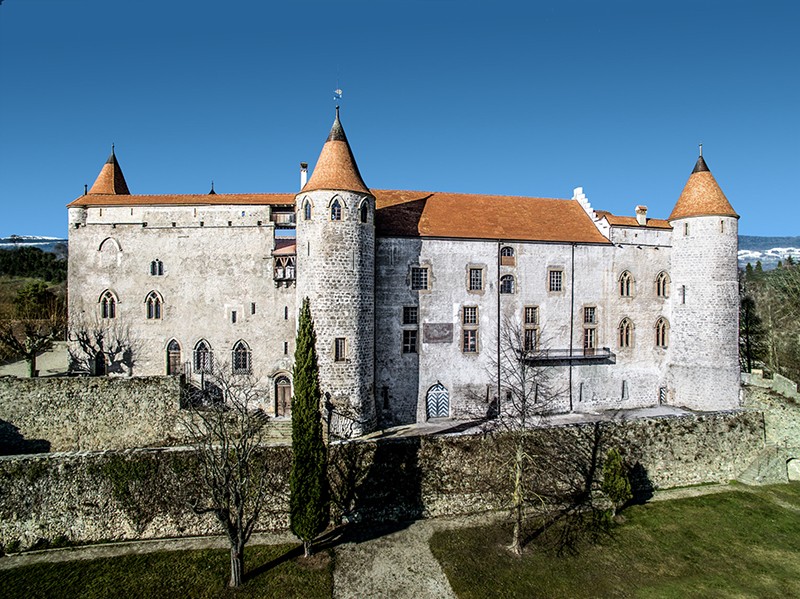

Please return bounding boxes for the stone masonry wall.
[0,376,185,453]
[0,410,764,551]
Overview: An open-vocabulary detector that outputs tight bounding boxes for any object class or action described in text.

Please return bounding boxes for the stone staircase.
[261,419,292,444]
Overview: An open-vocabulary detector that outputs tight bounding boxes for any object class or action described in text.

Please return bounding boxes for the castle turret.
[88,146,130,195]
[668,152,740,410]
[295,109,376,434]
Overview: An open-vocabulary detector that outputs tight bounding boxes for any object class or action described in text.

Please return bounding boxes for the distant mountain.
[0,235,68,257]
[738,236,800,270]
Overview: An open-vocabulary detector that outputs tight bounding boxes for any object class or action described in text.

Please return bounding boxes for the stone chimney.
[300,162,308,189]
[635,205,648,226]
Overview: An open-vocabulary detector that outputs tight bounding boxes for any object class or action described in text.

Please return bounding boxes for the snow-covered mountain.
[738,236,800,270]
[0,235,67,255]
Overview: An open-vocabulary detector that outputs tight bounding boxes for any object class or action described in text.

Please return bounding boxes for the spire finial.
[111,143,115,155]
[699,142,703,157]
[335,105,340,120]
[209,180,216,195]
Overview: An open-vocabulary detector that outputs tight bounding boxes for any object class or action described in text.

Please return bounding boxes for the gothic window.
[331,199,342,221]
[232,340,251,374]
[360,201,369,223]
[411,267,429,290]
[303,200,312,220]
[499,274,515,294]
[655,318,669,348]
[150,259,164,276]
[500,246,516,266]
[468,267,483,291]
[100,290,116,319]
[619,318,633,348]
[194,340,212,373]
[656,271,670,298]
[619,271,634,297]
[549,269,563,292]
[146,291,162,320]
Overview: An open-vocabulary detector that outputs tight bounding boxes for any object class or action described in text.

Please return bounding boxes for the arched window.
[500,274,515,294]
[232,340,251,374]
[359,201,369,223]
[100,290,116,319]
[150,259,164,276]
[656,271,670,298]
[275,375,292,417]
[146,291,162,320]
[655,318,669,348]
[619,271,634,297]
[303,200,312,220]
[166,339,181,375]
[500,246,515,266]
[619,318,633,348]
[331,199,342,221]
[194,340,212,373]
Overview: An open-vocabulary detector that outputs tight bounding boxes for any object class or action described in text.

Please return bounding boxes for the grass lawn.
[430,483,800,599]
[0,543,332,599]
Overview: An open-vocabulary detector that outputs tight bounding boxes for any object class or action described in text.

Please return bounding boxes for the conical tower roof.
[88,147,130,195]
[302,108,370,195]
[669,154,737,220]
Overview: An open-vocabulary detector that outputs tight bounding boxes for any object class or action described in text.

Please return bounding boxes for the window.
[500,274,515,294]
[284,306,289,320]
[146,291,162,320]
[524,306,539,352]
[462,329,478,353]
[619,271,633,297]
[584,306,597,355]
[619,318,633,348]
[468,268,483,291]
[549,270,563,292]
[402,306,418,325]
[194,340,212,373]
[411,267,429,290]
[402,329,418,354]
[360,202,369,223]
[231,310,237,324]
[150,259,164,276]
[584,306,596,324]
[463,306,478,325]
[251,302,256,315]
[655,318,669,348]
[232,340,251,374]
[100,291,116,319]
[331,199,342,221]
[166,340,181,375]
[680,285,686,305]
[303,200,312,220]
[500,246,516,266]
[583,327,596,352]
[656,272,670,298]
[334,337,347,362]
[524,328,538,352]
[284,341,288,355]
[524,306,538,325]
[684,222,689,236]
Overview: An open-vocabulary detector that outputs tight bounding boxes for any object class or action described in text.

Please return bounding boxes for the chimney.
[300,162,308,189]
[635,205,648,226]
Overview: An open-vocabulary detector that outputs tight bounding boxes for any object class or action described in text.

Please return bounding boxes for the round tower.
[667,152,740,410]
[295,108,376,434]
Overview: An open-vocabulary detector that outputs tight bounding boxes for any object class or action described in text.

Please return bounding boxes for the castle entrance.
[166,340,181,375]
[275,376,292,417]
[426,382,449,419]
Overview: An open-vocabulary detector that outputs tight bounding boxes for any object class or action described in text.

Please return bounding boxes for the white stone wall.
[295,190,376,433]
[668,215,740,410]
[67,204,296,415]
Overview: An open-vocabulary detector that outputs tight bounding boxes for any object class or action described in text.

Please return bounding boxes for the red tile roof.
[67,193,295,208]
[302,109,370,195]
[595,210,672,229]
[88,150,130,195]
[373,190,611,244]
[669,157,738,220]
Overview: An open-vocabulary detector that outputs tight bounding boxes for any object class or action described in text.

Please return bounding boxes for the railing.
[523,347,616,364]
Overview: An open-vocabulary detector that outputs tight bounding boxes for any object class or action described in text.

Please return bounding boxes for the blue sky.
[0,0,797,238]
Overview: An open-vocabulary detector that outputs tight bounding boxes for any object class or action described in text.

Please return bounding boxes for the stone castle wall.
[0,410,764,551]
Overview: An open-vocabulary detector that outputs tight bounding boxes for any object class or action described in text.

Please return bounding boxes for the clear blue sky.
[0,0,797,238]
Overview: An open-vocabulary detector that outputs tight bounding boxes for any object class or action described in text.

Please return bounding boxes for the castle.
[67,110,740,435]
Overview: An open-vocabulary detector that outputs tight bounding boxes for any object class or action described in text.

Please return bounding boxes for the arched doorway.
[275,376,292,417]
[426,382,449,419]
[166,340,181,375]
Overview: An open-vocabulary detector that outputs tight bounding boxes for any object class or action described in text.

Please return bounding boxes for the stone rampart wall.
[0,410,764,551]
[0,376,185,453]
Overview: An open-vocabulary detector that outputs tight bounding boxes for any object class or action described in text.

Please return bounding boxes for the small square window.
[549,270,563,292]
[462,329,478,353]
[334,337,346,362]
[403,306,418,325]
[584,307,596,324]
[402,329,418,354]
[463,306,478,325]
[411,267,429,290]
[468,268,483,291]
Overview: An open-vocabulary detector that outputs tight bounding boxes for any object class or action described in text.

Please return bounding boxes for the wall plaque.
[423,323,453,344]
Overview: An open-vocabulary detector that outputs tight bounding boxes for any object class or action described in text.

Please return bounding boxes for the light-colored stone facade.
[66,117,741,433]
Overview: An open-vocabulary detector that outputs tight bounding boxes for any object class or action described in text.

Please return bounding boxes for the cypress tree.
[290,297,330,557]
[602,448,632,517]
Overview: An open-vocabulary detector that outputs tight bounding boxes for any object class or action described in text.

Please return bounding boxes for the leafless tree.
[181,362,271,588]
[67,314,139,375]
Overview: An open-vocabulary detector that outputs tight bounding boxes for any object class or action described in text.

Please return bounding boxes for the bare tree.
[67,313,139,375]
[490,318,565,555]
[182,363,271,588]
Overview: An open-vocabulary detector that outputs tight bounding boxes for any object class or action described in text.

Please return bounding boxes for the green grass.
[0,543,332,599]
[430,483,800,599]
